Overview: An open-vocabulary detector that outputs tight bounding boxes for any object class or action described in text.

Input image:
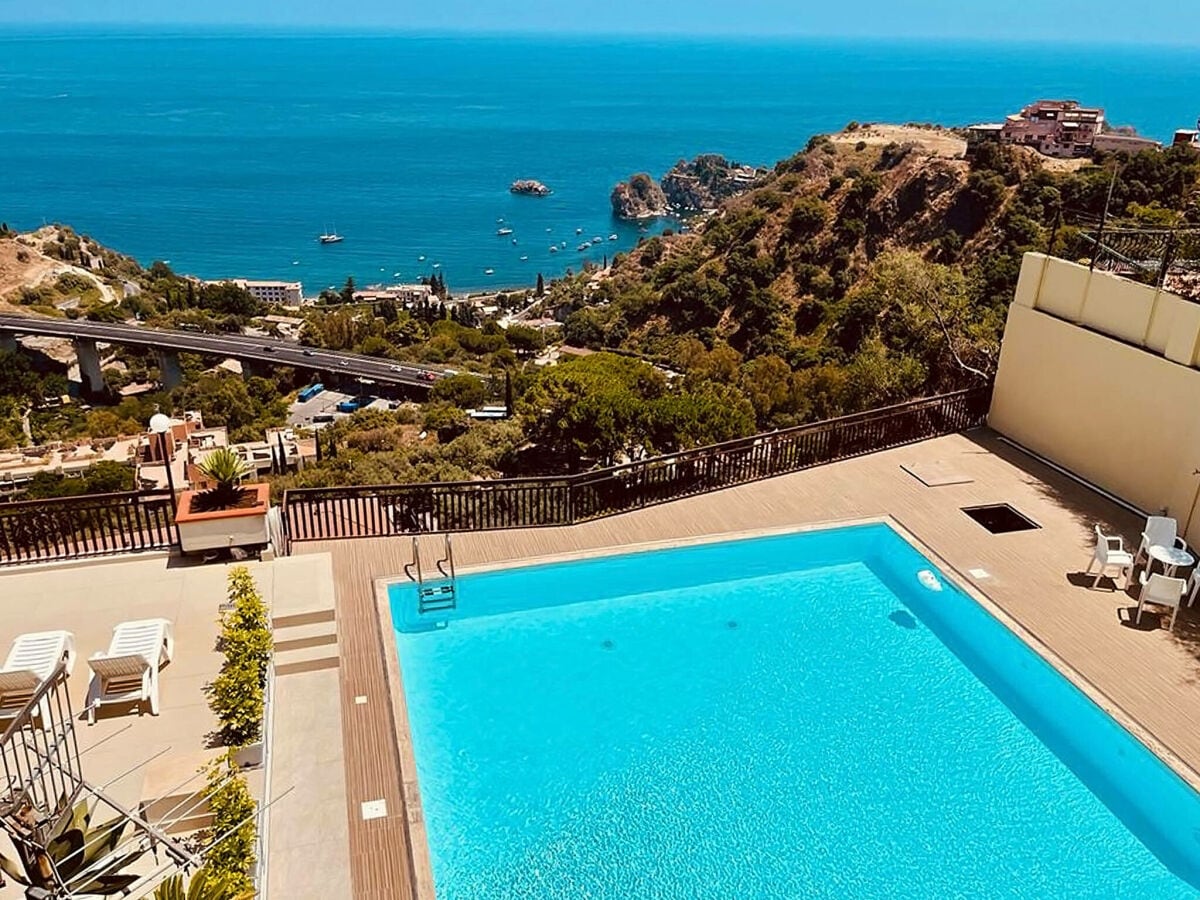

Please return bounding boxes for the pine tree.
[340,276,356,305]
[536,273,545,296]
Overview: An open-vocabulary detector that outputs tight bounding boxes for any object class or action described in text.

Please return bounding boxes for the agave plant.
[195,447,251,510]
[0,797,148,895]
[153,868,255,900]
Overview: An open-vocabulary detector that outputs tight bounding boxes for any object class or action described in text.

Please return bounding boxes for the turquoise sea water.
[390,524,1200,898]
[2,31,1199,293]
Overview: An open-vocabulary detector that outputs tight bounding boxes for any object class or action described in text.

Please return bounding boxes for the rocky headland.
[611,155,766,219]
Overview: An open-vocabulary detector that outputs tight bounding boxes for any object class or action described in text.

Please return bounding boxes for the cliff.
[661,154,765,213]
[611,155,765,220]
[610,173,668,219]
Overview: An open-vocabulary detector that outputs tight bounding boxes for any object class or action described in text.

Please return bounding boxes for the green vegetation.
[0,798,147,895]
[153,870,255,900]
[205,567,272,748]
[200,754,258,892]
[4,136,1198,497]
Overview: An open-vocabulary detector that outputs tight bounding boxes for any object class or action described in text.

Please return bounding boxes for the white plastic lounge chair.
[1085,525,1134,589]
[1135,516,1187,569]
[0,630,75,728]
[86,619,174,725]
[1136,572,1187,631]
[1187,569,1200,609]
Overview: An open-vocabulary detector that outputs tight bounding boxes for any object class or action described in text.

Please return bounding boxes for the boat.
[608,234,618,241]
[292,259,300,264]
[519,255,529,261]
[549,246,559,253]
[498,217,505,223]
[484,268,495,275]
[592,236,603,243]
[418,255,426,261]
[576,227,583,235]
[433,262,441,269]
[560,241,567,248]
[393,272,402,277]
[318,228,344,244]
[497,227,514,236]
[577,243,590,252]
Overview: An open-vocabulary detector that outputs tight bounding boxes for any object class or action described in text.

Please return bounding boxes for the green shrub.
[201,753,257,892]
[205,567,272,747]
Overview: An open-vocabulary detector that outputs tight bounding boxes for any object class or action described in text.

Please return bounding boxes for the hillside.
[0,225,133,315]
[550,125,1200,424]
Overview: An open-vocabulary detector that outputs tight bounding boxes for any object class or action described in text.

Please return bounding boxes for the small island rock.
[511,179,552,196]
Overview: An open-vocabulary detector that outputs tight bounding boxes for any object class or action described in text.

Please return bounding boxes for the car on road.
[419,370,438,382]
[303,349,314,357]
[262,345,275,352]
[388,364,403,372]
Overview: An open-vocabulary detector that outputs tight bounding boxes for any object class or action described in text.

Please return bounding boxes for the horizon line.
[0,22,1198,50]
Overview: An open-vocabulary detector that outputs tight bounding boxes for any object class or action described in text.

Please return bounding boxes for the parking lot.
[287,388,401,428]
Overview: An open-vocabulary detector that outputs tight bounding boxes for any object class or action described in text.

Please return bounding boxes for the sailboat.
[318,225,344,244]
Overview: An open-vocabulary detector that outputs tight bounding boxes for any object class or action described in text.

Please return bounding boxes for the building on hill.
[205,278,304,305]
[1000,100,1105,158]
[353,284,436,307]
[1173,127,1200,149]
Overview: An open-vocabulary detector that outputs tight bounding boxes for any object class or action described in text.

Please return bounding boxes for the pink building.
[1000,100,1105,158]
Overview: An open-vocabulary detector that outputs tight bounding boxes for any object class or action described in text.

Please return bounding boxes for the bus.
[297,383,324,403]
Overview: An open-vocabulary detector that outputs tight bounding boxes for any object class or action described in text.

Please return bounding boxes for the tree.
[504,324,544,358]
[340,276,356,305]
[431,373,487,410]
[536,272,545,296]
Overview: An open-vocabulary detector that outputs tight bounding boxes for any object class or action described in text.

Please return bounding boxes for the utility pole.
[1090,165,1119,272]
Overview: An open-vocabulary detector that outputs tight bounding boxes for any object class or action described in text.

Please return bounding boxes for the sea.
[1,29,1198,294]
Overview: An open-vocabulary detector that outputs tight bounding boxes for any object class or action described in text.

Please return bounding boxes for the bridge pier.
[75,339,105,396]
[0,330,16,353]
[157,350,184,390]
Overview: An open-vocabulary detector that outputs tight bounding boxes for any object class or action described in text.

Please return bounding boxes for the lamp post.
[149,413,178,514]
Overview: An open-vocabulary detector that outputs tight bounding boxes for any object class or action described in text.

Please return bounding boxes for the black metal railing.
[0,489,178,565]
[282,385,992,544]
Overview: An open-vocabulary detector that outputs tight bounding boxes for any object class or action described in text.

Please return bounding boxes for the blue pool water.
[389,524,1200,898]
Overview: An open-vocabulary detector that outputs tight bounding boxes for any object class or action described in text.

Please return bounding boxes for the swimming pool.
[387,522,1200,898]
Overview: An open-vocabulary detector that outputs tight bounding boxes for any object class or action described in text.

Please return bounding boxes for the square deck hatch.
[962,503,1040,534]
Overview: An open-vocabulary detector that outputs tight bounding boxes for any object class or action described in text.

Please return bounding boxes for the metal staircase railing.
[0,661,197,898]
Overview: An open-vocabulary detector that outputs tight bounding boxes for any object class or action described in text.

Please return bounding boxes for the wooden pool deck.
[299,428,1200,898]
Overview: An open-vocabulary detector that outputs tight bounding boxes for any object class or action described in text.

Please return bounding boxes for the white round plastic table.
[1149,544,1195,577]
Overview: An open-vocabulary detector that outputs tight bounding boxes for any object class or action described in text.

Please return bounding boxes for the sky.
[0,0,1195,44]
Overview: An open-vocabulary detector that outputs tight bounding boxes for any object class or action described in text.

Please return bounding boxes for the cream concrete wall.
[1015,253,1200,365]
[991,290,1200,545]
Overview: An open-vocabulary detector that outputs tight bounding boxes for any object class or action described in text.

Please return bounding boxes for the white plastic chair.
[0,630,75,728]
[1187,569,1200,609]
[86,619,174,724]
[1135,516,1188,570]
[1136,572,1187,631]
[1085,525,1134,589]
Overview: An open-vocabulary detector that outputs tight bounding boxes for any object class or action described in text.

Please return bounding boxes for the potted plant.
[175,447,271,554]
[206,567,272,769]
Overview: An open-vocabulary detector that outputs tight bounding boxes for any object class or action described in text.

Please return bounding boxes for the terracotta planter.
[175,483,271,554]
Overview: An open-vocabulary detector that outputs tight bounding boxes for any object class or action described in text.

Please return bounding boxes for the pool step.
[418,581,457,614]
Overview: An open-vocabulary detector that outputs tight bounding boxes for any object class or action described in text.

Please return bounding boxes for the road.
[0,314,448,388]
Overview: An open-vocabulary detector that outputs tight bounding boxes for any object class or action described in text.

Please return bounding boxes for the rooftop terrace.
[2,252,1200,896]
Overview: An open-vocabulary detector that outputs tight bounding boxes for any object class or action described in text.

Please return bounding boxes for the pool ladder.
[405,534,457,615]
